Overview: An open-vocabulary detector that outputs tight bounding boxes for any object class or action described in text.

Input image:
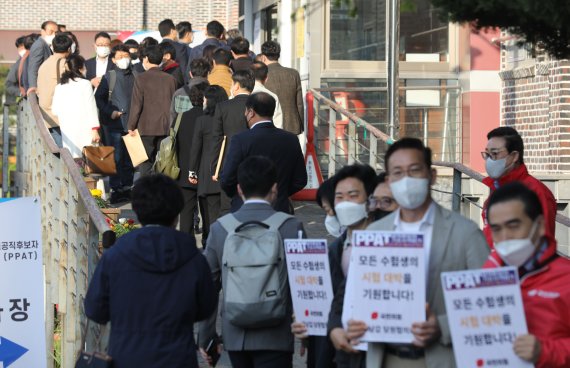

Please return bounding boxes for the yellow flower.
[90,189,103,197]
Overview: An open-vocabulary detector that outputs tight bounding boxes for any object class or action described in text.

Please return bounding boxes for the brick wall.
[0,0,238,32]
[499,60,570,173]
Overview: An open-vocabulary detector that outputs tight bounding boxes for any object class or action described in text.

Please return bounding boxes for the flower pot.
[101,208,121,222]
[84,176,97,190]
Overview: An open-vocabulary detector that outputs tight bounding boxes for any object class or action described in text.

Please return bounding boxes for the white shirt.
[252,81,284,129]
[393,201,436,279]
[244,199,270,205]
[250,120,272,130]
[95,57,108,78]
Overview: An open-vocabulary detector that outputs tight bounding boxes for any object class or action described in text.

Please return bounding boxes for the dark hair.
[487,182,543,222]
[376,172,388,185]
[131,174,184,226]
[58,24,66,31]
[245,92,275,118]
[158,19,176,37]
[226,28,242,41]
[176,21,192,39]
[250,61,268,81]
[52,34,72,53]
[206,20,225,38]
[159,41,176,60]
[24,33,40,50]
[110,39,123,49]
[384,137,432,173]
[138,37,158,59]
[238,156,277,198]
[213,48,231,66]
[124,39,139,48]
[487,126,524,164]
[333,164,377,196]
[203,85,228,116]
[232,69,255,92]
[41,21,57,30]
[190,58,210,78]
[231,37,250,55]
[59,31,80,55]
[110,44,130,59]
[316,177,336,210]
[94,32,111,42]
[261,40,281,61]
[60,54,86,84]
[202,45,217,67]
[15,36,26,48]
[189,83,207,107]
[144,45,163,65]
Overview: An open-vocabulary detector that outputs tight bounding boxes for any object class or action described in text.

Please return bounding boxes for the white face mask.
[334,201,368,227]
[71,43,77,54]
[44,34,55,46]
[116,58,131,70]
[18,50,26,58]
[389,176,430,210]
[494,222,539,267]
[96,46,110,58]
[324,215,343,237]
[486,157,509,179]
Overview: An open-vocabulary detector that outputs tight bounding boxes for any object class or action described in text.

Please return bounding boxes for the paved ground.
[114,200,332,368]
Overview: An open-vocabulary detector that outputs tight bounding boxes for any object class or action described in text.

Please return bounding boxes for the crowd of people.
[6,17,570,368]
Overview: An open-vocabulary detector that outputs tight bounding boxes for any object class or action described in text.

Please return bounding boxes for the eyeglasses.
[368,195,395,210]
[481,149,508,160]
[388,165,427,181]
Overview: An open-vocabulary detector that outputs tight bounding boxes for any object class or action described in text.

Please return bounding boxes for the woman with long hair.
[188,85,228,247]
[52,54,100,158]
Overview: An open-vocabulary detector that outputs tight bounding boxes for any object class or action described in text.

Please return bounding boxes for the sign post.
[0,197,46,368]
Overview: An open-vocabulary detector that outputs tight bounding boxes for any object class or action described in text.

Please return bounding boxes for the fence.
[13,95,114,368]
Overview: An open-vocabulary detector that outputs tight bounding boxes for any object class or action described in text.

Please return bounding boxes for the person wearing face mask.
[95,44,139,203]
[483,182,570,367]
[159,19,189,84]
[4,36,26,104]
[124,39,140,64]
[481,127,557,248]
[316,178,342,237]
[85,32,114,89]
[26,20,58,95]
[368,172,399,221]
[333,138,489,368]
[159,41,185,89]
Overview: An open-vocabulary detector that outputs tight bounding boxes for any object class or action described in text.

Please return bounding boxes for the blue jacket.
[85,226,217,368]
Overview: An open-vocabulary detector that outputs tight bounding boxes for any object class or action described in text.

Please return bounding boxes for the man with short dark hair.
[176,21,194,46]
[260,40,304,136]
[85,32,114,88]
[484,182,570,367]
[199,156,305,368]
[230,37,253,72]
[251,61,283,129]
[159,19,189,83]
[481,126,557,247]
[210,70,255,214]
[159,41,184,88]
[127,45,177,176]
[186,20,229,73]
[26,20,57,95]
[333,137,489,368]
[220,92,307,214]
[5,36,27,103]
[170,58,210,125]
[208,48,233,97]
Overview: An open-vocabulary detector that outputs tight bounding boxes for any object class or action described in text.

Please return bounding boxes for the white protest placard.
[441,267,532,368]
[285,239,334,336]
[0,197,46,368]
[344,230,426,343]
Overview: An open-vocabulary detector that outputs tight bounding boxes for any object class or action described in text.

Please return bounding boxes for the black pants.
[198,193,221,247]
[228,350,292,368]
[180,187,198,236]
[140,135,166,177]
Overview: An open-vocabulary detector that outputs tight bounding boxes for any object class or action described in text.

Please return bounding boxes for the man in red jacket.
[481,127,557,247]
[484,182,570,368]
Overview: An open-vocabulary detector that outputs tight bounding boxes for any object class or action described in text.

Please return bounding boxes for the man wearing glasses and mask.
[481,127,557,248]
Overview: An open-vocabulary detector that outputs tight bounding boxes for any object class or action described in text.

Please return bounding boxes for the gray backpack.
[219,212,292,329]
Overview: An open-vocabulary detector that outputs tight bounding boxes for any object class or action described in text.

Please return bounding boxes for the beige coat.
[37,54,67,128]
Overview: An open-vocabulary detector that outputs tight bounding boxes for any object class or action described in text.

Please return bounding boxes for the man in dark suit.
[230,37,253,72]
[260,40,304,135]
[220,92,307,214]
[186,20,229,74]
[211,70,255,214]
[159,19,189,83]
[85,32,114,88]
[127,45,177,176]
[26,20,57,95]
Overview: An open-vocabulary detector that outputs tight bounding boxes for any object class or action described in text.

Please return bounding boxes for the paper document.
[122,129,148,167]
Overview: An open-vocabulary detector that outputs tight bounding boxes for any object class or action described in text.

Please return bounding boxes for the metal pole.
[386,0,400,140]
[2,104,10,197]
[452,168,461,213]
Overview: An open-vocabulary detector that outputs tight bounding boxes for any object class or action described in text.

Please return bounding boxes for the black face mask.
[130,52,138,60]
[371,209,393,221]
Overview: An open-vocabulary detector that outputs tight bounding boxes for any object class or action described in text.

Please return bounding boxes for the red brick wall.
[500,61,570,173]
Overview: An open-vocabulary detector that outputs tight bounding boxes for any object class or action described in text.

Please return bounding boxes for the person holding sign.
[336,138,489,368]
[484,182,570,367]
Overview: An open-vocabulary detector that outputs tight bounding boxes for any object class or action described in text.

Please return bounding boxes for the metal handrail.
[314,86,461,93]
[310,88,570,227]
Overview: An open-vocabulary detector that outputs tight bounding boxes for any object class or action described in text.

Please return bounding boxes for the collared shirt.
[244,199,270,205]
[393,201,436,279]
[250,120,272,130]
[96,57,109,78]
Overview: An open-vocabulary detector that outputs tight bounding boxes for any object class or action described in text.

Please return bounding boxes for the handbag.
[83,145,117,176]
[75,319,113,368]
[152,113,182,179]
